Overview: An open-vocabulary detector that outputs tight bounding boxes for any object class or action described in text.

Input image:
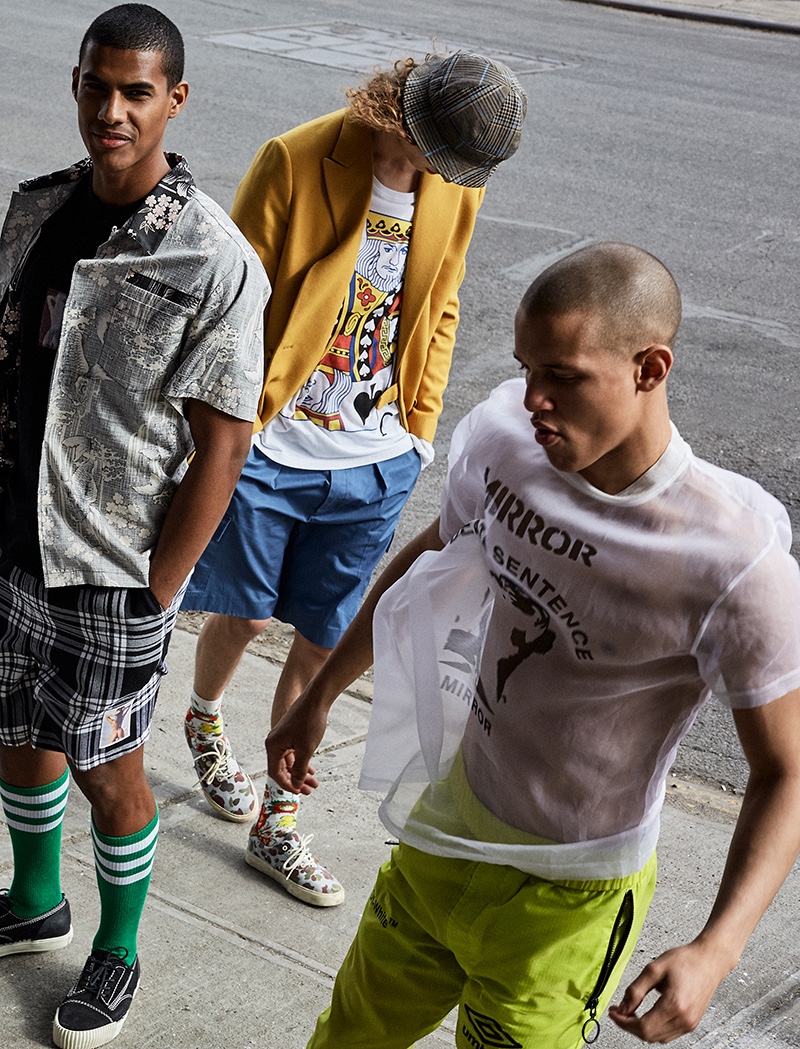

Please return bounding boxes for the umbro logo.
[461,1004,522,1048]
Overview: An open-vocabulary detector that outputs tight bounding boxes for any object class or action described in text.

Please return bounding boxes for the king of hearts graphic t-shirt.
[257,177,417,469]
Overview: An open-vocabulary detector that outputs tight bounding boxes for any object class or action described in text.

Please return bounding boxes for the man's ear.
[636,345,673,391]
[168,81,189,119]
[72,66,80,99]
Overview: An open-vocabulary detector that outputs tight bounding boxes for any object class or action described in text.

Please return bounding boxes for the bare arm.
[266,517,446,793]
[609,686,800,1042]
[148,399,253,609]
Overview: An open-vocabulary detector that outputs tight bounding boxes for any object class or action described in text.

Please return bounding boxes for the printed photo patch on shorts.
[100,703,134,748]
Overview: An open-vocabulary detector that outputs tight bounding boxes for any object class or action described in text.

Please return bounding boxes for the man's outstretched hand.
[266,692,329,794]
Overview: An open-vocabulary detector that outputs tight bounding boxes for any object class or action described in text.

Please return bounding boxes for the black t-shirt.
[1,176,140,576]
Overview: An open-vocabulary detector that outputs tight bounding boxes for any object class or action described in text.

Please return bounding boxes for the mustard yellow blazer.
[231,109,485,444]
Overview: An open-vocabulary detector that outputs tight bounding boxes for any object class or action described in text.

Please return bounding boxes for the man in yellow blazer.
[181,51,527,905]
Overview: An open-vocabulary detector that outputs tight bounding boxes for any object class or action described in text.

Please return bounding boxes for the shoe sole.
[245,848,345,908]
[0,925,73,957]
[52,983,138,1049]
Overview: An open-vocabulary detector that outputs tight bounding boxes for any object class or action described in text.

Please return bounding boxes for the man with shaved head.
[267,242,800,1048]
[521,240,683,350]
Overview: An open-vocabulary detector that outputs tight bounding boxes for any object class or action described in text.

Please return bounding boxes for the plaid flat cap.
[401,51,527,188]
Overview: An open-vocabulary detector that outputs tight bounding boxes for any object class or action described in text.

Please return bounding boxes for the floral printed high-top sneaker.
[245,779,344,907]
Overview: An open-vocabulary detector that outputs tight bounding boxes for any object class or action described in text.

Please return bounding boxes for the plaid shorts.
[0,561,181,771]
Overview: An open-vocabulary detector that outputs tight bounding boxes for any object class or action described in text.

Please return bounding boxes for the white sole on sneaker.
[245,846,345,907]
[52,982,139,1049]
[0,925,73,957]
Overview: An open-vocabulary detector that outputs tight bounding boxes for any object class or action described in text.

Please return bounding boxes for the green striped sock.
[0,769,69,917]
[91,810,159,963]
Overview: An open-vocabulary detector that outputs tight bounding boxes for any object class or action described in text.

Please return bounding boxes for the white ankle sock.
[190,689,223,717]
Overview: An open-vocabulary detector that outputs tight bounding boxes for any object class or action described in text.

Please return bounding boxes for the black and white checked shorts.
[0,561,180,770]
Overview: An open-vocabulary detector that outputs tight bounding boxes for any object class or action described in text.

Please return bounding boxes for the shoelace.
[282,833,316,876]
[191,735,237,784]
[77,948,129,994]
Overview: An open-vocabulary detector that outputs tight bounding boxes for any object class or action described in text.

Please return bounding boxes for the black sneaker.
[53,948,140,1049]
[0,890,73,957]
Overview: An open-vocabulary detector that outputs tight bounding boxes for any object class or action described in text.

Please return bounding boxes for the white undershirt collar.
[560,424,690,505]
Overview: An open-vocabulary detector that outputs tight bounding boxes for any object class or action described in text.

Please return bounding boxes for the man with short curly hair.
[181,52,527,906]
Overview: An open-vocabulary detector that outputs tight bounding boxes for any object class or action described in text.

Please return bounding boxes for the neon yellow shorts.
[307,843,657,1049]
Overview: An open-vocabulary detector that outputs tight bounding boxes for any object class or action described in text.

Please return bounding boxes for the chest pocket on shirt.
[105,273,200,390]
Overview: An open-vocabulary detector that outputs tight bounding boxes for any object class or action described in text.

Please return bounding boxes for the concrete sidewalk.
[569,0,800,32]
[2,626,800,1048]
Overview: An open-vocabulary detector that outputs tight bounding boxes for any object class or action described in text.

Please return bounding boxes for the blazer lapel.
[323,115,373,243]
[288,117,372,318]
[271,117,374,400]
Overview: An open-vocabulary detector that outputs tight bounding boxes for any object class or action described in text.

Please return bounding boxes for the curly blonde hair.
[345,57,418,137]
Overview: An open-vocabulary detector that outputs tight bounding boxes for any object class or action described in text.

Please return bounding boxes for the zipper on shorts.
[582,888,635,1044]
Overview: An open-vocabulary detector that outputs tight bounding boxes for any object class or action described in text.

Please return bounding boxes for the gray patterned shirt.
[0,155,268,588]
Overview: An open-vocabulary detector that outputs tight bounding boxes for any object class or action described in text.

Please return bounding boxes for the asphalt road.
[1,0,797,792]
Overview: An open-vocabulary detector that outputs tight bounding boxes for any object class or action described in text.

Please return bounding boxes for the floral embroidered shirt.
[0,155,269,589]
